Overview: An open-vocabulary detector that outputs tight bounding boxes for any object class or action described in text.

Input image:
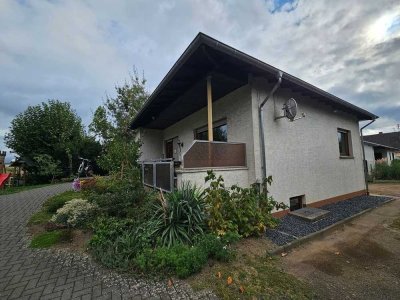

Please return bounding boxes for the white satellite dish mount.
[275,98,306,122]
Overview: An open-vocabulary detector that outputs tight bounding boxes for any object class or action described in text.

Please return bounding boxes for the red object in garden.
[0,173,11,189]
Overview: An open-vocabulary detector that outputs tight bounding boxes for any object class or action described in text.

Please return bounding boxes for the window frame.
[337,128,353,158]
[194,118,228,142]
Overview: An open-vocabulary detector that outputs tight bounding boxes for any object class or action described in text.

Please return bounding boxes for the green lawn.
[0,183,53,196]
[28,190,82,225]
[30,230,72,248]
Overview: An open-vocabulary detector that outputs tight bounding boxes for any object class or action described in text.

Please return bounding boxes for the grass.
[0,183,53,196]
[372,180,400,184]
[28,211,53,225]
[187,239,313,299]
[43,190,83,213]
[30,230,72,248]
[28,190,82,225]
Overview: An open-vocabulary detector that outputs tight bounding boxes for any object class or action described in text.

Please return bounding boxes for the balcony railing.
[183,140,246,168]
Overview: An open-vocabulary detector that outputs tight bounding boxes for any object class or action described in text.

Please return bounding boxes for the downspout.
[259,71,283,182]
[360,118,377,194]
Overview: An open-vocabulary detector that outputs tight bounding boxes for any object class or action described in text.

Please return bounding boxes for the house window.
[337,129,352,157]
[195,119,227,142]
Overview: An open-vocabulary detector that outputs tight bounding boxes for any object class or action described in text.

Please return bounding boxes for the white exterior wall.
[138,128,163,161]
[176,167,249,189]
[387,150,395,165]
[252,78,366,206]
[139,77,368,207]
[364,144,375,174]
[140,84,256,185]
[163,85,254,171]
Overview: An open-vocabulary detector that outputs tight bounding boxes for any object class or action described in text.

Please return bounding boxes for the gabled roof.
[131,32,377,129]
[363,140,400,151]
[364,132,400,150]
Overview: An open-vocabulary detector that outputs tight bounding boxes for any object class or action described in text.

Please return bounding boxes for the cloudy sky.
[1,0,399,155]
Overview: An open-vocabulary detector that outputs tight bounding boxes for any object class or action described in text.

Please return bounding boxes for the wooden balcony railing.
[183,141,246,168]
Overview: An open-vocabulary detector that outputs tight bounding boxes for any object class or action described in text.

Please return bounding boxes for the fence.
[141,160,174,192]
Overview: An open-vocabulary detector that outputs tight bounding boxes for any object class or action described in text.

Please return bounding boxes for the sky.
[1,0,400,159]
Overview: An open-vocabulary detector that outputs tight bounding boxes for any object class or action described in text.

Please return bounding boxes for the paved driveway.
[0,184,214,300]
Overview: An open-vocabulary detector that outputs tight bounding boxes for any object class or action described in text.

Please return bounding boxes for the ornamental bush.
[135,234,232,278]
[150,182,206,247]
[51,198,98,228]
[84,176,152,218]
[373,160,400,180]
[204,171,287,237]
[89,217,152,269]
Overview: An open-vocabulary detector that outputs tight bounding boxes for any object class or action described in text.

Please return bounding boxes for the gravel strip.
[266,195,392,246]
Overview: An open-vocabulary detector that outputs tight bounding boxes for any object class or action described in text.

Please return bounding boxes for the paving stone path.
[0,184,215,300]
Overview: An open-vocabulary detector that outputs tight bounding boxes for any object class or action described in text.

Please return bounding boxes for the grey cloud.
[0,0,399,152]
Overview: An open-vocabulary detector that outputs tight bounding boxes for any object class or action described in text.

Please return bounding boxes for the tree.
[5,100,84,176]
[33,154,63,183]
[90,71,148,178]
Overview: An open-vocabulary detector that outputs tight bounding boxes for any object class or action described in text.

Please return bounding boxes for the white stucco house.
[363,141,399,174]
[131,33,378,216]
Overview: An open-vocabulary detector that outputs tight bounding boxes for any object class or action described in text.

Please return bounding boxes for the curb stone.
[268,197,397,255]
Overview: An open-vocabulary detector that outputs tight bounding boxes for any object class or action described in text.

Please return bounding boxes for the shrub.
[85,176,152,218]
[44,191,82,214]
[135,234,232,278]
[150,183,206,247]
[51,198,98,228]
[196,234,232,261]
[204,171,287,237]
[89,218,152,269]
[373,160,400,180]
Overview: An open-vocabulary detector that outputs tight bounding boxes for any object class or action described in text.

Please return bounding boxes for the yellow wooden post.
[207,76,213,141]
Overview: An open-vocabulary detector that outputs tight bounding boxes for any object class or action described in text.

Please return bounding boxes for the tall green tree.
[90,71,148,178]
[5,100,85,176]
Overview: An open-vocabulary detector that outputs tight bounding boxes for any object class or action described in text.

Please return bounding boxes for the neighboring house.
[131,33,377,215]
[364,131,400,160]
[363,141,399,174]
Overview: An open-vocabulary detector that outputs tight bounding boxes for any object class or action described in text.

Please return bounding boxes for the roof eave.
[131,32,378,129]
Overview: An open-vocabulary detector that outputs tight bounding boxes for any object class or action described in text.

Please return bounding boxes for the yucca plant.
[150,182,206,247]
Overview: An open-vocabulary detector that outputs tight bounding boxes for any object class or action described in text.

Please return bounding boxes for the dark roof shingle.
[364,132,400,150]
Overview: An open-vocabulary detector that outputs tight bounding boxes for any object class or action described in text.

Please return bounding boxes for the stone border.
[268,197,398,255]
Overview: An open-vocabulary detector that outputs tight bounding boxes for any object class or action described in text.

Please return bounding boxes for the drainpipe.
[360,118,377,194]
[259,71,283,182]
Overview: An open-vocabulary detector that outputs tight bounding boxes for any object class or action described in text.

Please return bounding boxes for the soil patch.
[55,229,92,251]
[369,182,400,197]
[281,199,400,300]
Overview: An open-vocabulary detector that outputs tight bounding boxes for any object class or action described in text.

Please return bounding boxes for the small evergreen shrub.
[135,234,232,278]
[88,218,152,269]
[373,160,400,180]
[85,176,152,218]
[44,191,82,213]
[51,198,98,228]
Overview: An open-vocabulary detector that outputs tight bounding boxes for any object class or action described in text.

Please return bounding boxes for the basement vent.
[290,195,305,211]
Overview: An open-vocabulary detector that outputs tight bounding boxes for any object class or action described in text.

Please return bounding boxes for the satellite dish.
[275,98,305,122]
[283,98,297,121]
